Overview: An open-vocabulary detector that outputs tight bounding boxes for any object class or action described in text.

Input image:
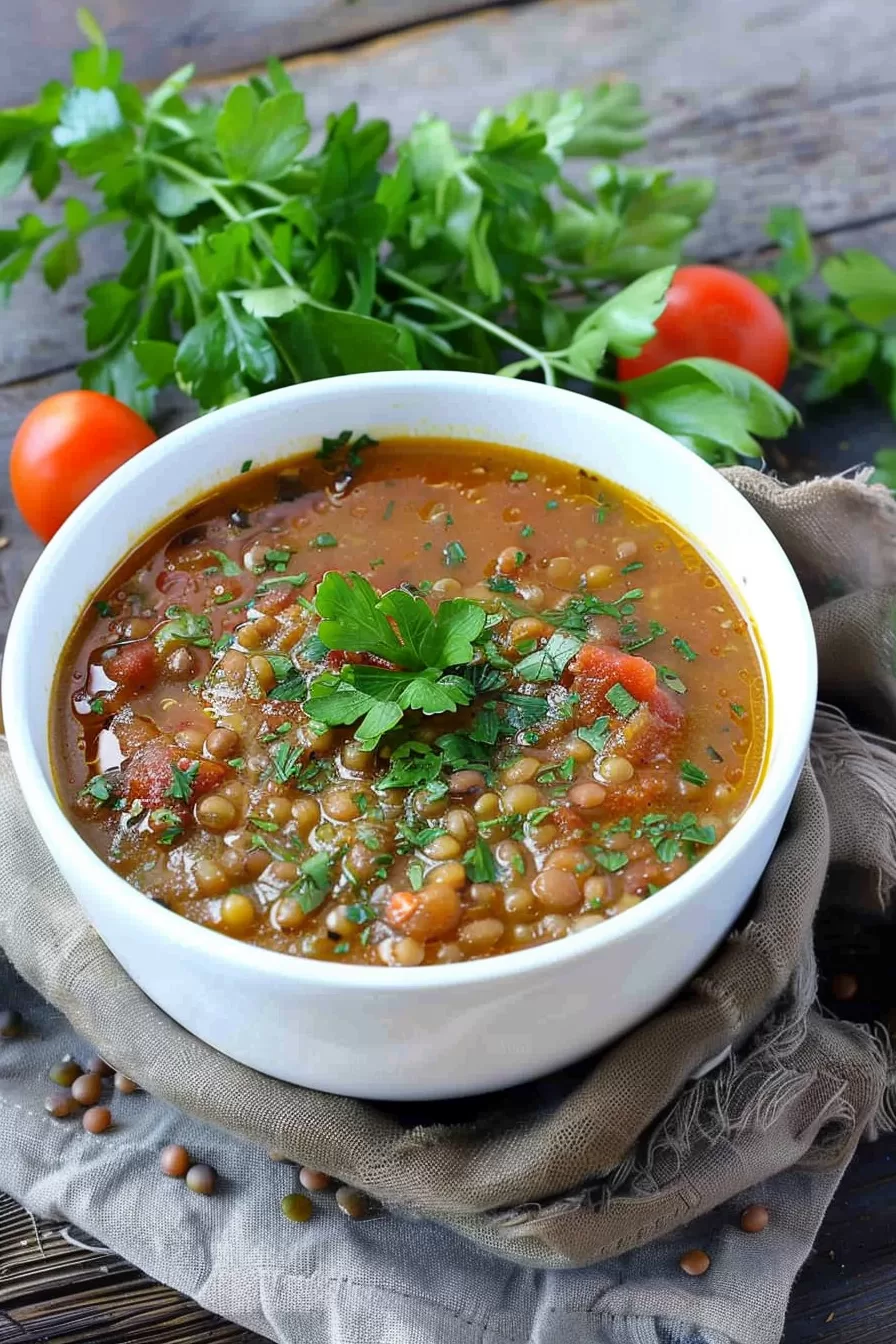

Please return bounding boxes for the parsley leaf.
[514,631,582,682]
[606,683,640,717]
[166,760,199,802]
[284,851,332,914]
[208,549,242,577]
[464,836,497,884]
[680,760,709,786]
[154,608,212,652]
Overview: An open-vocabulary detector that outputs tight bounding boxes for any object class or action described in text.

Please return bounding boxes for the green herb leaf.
[606,682,639,717]
[166,760,199,802]
[657,666,687,694]
[577,717,610,751]
[514,631,582,682]
[671,637,697,662]
[154,608,212,652]
[464,836,497,884]
[443,540,467,567]
[216,85,309,183]
[284,850,332,914]
[680,760,709,786]
[80,774,114,803]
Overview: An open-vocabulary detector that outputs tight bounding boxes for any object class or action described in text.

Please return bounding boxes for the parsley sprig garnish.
[306,572,486,745]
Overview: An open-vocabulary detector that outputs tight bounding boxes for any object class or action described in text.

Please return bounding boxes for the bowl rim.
[2,371,817,994]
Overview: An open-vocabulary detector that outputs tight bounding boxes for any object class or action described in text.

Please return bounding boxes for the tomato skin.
[10,390,156,541]
[617,265,790,390]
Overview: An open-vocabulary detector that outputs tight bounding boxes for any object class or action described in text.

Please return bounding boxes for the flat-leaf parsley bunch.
[0,9,798,464]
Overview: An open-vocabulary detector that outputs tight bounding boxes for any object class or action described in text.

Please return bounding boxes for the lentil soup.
[53,435,766,967]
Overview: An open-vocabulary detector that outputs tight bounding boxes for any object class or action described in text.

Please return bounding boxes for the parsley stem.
[382,267,556,387]
[151,217,202,315]
[550,359,621,392]
[144,151,243,223]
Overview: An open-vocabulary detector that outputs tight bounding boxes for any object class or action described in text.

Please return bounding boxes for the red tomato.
[10,390,156,541]
[617,265,790,390]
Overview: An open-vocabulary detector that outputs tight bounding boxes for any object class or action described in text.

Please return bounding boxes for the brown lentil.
[299,1168,331,1192]
[679,1249,711,1276]
[0,1008,23,1039]
[186,1163,218,1195]
[86,1055,115,1076]
[45,1093,78,1118]
[49,1059,82,1087]
[740,1204,770,1234]
[160,1144,191,1178]
[831,972,859,1002]
[114,1072,139,1094]
[71,1072,104,1106]
[82,1105,112,1134]
[335,1185,372,1219]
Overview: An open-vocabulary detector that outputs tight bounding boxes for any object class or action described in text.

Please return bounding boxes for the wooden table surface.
[2,2,895,1340]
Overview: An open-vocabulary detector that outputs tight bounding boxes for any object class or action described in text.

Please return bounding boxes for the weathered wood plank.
[0,0,497,109]
[3,0,896,387]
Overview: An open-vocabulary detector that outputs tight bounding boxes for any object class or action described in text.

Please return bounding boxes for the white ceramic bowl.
[2,373,816,1101]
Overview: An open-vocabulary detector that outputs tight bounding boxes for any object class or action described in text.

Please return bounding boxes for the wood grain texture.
[3,0,896,387]
[0,0,498,109]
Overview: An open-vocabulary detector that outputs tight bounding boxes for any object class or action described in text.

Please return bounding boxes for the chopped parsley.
[284,851,332,914]
[605,683,640,717]
[520,524,534,539]
[657,666,687,694]
[241,459,252,473]
[487,576,517,593]
[166,761,199,802]
[150,808,183,845]
[272,741,303,784]
[672,636,698,662]
[94,600,114,617]
[89,697,105,715]
[510,470,529,482]
[730,702,746,717]
[208,549,242,576]
[680,760,709,786]
[620,561,643,574]
[443,540,467,567]
[464,836,497,884]
[592,849,629,872]
[80,775,114,804]
[383,500,395,522]
[407,859,425,891]
[577,717,610,752]
[255,572,309,593]
[311,532,338,549]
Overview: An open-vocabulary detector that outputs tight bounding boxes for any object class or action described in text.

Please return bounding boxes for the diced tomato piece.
[123,740,227,808]
[105,640,158,690]
[648,686,686,731]
[254,586,295,616]
[192,758,229,797]
[325,650,396,671]
[570,643,657,702]
[385,891,419,929]
[123,739,179,808]
[553,805,587,840]
[109,712,159,757]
